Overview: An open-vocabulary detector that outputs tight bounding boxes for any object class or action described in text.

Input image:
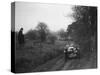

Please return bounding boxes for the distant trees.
[25,22,49,42]
[47,34,57,44]
[58,29,67,40]
[36,22,49,42]
[25,29,39,40]
[24,22,58,44]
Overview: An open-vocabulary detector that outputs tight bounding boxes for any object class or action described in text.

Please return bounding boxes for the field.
[15,40,67,73]
[15,34,97,73]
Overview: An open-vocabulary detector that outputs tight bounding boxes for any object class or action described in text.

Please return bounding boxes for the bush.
[47,35,57,44]
[25,29,39,40]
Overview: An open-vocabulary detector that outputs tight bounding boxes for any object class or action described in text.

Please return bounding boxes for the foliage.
[25,29,39,40]
[67,6,97,54]
[58,29,67,40]
[47,34,57,44]
[72,6,97,35]
[36,22,49,42]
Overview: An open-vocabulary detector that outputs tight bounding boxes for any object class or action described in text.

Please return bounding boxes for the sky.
[15,2,74,34]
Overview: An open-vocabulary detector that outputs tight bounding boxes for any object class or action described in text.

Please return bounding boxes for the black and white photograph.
[11,2,97,73]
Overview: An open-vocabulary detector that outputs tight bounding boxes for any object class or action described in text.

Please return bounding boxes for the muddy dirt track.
[32,54,97,72]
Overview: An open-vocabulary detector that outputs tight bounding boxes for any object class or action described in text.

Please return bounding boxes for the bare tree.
[36,22,49,42]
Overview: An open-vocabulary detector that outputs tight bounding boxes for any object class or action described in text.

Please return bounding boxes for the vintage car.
[64,44,80,60]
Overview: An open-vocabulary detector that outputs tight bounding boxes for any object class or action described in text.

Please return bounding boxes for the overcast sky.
[15,2,74,34]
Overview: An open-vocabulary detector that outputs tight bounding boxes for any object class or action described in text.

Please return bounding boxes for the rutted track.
[32,54,97,72]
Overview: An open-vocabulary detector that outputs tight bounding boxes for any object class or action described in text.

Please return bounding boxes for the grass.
[15,40,66,73]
